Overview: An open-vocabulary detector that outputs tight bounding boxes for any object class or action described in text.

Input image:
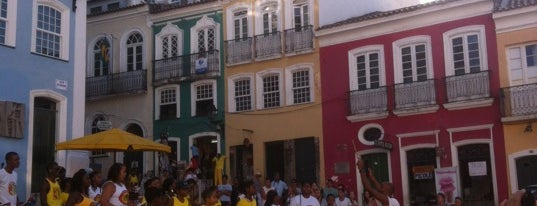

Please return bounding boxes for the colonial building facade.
[0,0,86,199]
[223,0,324,183]
[493,0,537,194]
[86,0,154,175]
[317,0,508,205]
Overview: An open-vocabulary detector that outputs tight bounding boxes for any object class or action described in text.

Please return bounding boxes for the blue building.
[0,0,87,199]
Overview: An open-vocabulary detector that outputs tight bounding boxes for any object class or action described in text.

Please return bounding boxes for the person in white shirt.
[88,170,103,204]
[262,178,274,206]
[335,189,351,206]
[290,181,320,206]
[218,175,232,206]
[0,152,20,206]
[356,159,400,206]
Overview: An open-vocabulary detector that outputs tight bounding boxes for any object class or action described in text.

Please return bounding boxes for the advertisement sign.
[468,161,487,176]
[434,167,460,204]
[195,57,208,74]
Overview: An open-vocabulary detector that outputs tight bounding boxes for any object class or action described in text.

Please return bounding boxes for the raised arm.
[356,160,389,206]
[367,168,382,191]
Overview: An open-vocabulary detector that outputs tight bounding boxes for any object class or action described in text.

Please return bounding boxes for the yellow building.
[493,0,537,194]
[222,0,324,183]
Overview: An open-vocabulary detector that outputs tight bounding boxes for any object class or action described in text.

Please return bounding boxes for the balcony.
[443,71,492,110]
[500,83,537,122]
[347,87,388,122]
[225,38,253,65]
[86,69,147,100]
[153,50,220,85]
[255,32,282,59]
[285,25,314,54]
[393,79,438,116]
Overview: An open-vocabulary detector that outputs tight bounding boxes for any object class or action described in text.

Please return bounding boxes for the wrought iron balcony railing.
[153,50,220,84]
[86,69,147,98]
[255,32,282,59]
[284,25,314,53]
[348,87,388,115]
[225,38,253,64]
[394,79,437,109]
[500,83,537,118]
[445,70,490,103]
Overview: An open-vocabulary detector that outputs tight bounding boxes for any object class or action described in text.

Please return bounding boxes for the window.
[443,25,487,76]
[357,123,384,145]
[33,0,69,59]
[262,4,278,34]
[126,32,143,71]
[89,6,102,14]
[348,45,386,91]
[256,69,283,109]
[0,0,7,44]
[228,74,254,112]
[286,64,314,105]
[155,22,183,60]
[0,0,16,46]
[293,0,309,29]
[191,16,218,53]
[191,80,217,117]
[107,2,119,10]
[233,10,248,40]
[92,37,110,77]
[393,36,434,84]
[507,43,537,85]
[156,86,180,120]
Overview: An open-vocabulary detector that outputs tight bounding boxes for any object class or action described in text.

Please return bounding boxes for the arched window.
[93,38,111,76]
[126,32,143,71]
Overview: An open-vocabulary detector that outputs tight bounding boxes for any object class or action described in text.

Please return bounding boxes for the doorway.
[32,97,57,193]
[516,155,537,189]
[457,144,494,205]
[193,135,218,180]
[406,148,437,206]
[123,123,144,173]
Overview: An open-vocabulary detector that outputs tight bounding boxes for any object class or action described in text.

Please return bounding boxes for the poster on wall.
[434,167,460,204]
[468,161,487,176]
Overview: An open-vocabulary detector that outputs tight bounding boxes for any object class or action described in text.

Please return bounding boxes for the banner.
[434,167,460,204]
[195,57,208,74]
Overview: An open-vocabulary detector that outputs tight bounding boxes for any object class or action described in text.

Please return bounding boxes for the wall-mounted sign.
[56,79,68,91]
[195,57,208,74]
[0,101,25,138]
[468,161,487,176]
[373,140,393,150]
[413,165,434,180]
[96,120,112,131]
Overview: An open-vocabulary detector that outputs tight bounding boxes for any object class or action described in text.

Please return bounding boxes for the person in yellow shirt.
[237,181,256,206]
[174,181,190,206]
[212,154,225,186]
[40,162,63,206]
[60,177,72,205]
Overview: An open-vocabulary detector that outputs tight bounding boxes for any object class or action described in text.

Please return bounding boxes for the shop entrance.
[406,148,437,206]
[193,135,218,180]
[457,144,494,205]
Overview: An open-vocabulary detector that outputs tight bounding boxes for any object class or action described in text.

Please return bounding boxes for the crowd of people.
[0,151,535,206]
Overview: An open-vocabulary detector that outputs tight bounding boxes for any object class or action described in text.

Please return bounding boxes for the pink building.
[317,0,508,205]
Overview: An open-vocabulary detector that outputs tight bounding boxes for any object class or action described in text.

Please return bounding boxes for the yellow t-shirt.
[46,178,63,206]
[213,156,225,170]
[61,192,69,205]
[128,175,139,186]
[237,197,256,206]
[174,196,189,206]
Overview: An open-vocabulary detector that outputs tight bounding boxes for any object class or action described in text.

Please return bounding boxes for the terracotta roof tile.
[318,0,463,30]
[494,0,537,12]
[87,3,146,17]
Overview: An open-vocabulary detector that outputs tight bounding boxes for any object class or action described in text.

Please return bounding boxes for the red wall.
[320,14,507,202]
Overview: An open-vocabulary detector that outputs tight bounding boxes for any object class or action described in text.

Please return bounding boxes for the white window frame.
[31,0,70,60]
[155,22,183,60]
[284,0,312,30]
[348,45,386,91]
[120,29,146,72]
[86,35,112,78]
[256,68,283,109]
[225,3,252,41]
[393,35,434,84]
[254,0,281,35]
[190,79,217,117]
[155,85,180,120]
[285,63,314,105]
[0,0,17,46]
[191,15,220,53]
[443,25,488,76]
[506,42,537,86]
[232,9,248,40]
[228,73,255,113]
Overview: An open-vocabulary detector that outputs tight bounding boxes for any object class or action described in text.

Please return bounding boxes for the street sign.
[96,120,112,130]
[373,140,393,150]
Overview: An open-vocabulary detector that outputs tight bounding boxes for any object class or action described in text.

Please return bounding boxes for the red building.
[317,0,508,205]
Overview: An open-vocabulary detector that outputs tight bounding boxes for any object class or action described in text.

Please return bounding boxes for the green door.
[361,152,389,183]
